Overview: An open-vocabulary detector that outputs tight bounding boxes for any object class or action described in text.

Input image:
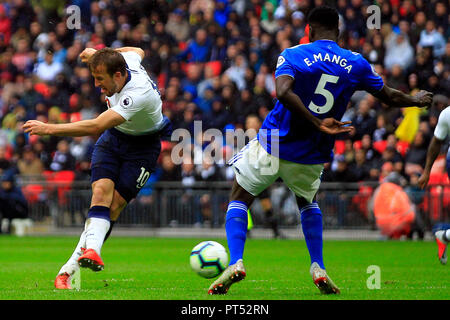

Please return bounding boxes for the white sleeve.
[120,51,142,69]
[434,106,450,141]
[111,94,144,121]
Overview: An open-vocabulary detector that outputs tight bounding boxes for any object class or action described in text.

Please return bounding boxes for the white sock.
[84,217,110,255]
[436,230,450,244]
[58,228,87,276]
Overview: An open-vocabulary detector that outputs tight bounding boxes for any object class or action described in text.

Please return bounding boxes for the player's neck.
[116,75,128,94]
[314,36,337,42]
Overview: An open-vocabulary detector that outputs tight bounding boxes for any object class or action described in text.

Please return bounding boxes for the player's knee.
[91,183,114,206]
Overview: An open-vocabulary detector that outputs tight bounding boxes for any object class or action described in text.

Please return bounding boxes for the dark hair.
[89,48,127,77]
[307,6,339,31]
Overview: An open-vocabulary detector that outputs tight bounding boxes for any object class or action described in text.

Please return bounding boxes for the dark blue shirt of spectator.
[178,29,211,63]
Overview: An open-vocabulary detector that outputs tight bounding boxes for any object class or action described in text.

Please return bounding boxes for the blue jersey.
[258,39,384,164]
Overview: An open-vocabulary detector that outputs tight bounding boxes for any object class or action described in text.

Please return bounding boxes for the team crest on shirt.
[276,56,286,68]
[120,95,133,109]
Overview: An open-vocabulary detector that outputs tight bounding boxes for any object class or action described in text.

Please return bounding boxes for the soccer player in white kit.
[24,47,171,288]
[418,106,450,264]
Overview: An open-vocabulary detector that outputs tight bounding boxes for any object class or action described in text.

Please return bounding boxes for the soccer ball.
[190,241,229,278]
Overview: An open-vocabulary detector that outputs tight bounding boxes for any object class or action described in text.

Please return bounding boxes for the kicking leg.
[55,188,126,289]
[78,178,115,272]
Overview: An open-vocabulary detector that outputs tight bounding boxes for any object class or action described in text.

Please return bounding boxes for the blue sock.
[300,202,325,269]
[225,201,248,265]
[87,205,110,221]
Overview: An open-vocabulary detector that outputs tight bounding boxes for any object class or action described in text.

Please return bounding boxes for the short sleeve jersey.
[105,51,164,135]
[258,40,384,164]
[434,106,450,141]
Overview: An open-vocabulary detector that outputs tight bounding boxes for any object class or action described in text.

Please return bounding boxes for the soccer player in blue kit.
[208,6,433,295]
[24,47,171,289]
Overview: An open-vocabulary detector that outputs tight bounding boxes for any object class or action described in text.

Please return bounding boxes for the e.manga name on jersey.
[303,52,354,74]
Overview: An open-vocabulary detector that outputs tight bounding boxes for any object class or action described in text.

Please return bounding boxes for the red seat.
[373,140,387,154]
[22,184,44,203]
[396,141,410,157]
[205,61,222,76]
[52,171,76,205]
[334,140,345,155]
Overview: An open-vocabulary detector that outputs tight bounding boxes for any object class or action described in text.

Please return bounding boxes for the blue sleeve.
[356,57,384,93]
[275,50,296,79]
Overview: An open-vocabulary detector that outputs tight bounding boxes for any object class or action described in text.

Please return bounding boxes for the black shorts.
[90,127,164,203]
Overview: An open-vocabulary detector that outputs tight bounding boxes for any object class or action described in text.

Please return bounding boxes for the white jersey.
[434,106,450,143]
[105,51,164,135]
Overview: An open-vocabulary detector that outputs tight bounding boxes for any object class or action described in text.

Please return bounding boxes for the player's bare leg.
[77,178,115,271]
[208,179,254,295]
[55,190,127,289]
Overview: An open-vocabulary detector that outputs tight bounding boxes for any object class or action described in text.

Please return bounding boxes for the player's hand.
[79,48,97,63]
[417,172,430,189]
[414,90,433,108]
[23,120,49,136]
[318,118,354,135]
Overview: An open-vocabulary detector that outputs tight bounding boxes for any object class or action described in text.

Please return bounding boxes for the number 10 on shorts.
[136,167,150,189]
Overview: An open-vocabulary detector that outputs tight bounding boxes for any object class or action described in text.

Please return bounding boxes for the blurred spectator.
[17,145,43,177]
[49,139,76,172]
[33,50,63,82]
[0,4,11,46]
[418,21,446,58]
[159,151,181,181]
[0,170,29,234]
[348,148,370,181]
[178,28,211,63]
[352,99,377,140]
[166,9,190,43]
[324,155,358,183]
[404,131,428,176]
[384,33,414,72]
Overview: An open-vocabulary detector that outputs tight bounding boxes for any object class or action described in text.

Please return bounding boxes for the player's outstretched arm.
[23,109,125,137]
[114,47,145,60]
[276,75,354,135]
[418,136,444,189]
[372,85,433,109]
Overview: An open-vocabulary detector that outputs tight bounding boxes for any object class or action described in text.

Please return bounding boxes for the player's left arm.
[372,85,433,109]
[356,56,433,108]
[23,109,126,137]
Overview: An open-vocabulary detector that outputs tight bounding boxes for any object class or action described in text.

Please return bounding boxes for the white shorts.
[228,139,324,203]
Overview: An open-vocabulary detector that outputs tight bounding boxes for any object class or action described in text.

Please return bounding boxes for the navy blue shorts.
[91,126,165,203]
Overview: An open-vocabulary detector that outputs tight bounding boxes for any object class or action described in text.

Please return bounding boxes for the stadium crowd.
[0,0,448,229]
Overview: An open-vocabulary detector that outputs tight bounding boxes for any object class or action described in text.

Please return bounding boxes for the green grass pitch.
[0,236,448,300]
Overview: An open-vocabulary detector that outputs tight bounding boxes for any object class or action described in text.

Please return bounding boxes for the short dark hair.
[89,48,127,77]
[307,6,339,31]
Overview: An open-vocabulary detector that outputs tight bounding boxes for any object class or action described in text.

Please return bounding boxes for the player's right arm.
[23,109,125,137]
[418,107,450,189]
[79,47,144,63]
[276,75,354,135]
[418,136,444,189]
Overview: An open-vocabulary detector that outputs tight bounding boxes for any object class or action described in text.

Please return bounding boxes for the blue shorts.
[90,125,168,203]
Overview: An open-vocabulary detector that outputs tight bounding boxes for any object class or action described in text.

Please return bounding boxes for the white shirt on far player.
[105,51,164,136]
[434,106,450,143]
